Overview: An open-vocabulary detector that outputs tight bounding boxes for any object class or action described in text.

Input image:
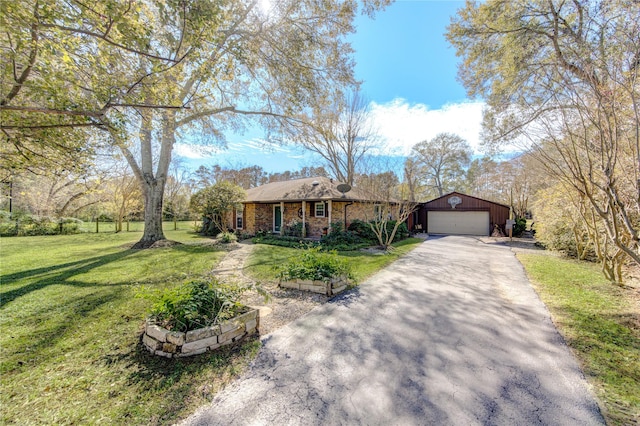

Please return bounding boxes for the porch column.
[280,201,285,235]
[302,201,306,238]
[328,200,332,233]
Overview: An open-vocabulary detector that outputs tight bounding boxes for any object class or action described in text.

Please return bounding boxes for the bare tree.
[293,90,377,186]
[165,159,193,230]
[448,0,640,282]
[356,165,418,251]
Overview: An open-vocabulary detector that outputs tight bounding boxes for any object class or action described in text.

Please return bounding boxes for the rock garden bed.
[279,276,350,296]
[143,308,259,358]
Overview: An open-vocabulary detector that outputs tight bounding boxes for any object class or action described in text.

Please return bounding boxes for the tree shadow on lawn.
[3,288,124,373]
[1,243,226,308]
[0,249,138,308]
[100,334,262,423]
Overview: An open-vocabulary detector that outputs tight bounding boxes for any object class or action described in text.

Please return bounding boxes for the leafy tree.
[447,0,640,282]
[411,133,472,198]
[3,0,390,249]
[8,168,101,220]
[101,167,142,233]
[105,0,386,248]
[0,0,183,173]
[190,181,245,236]
[192,164,268,190]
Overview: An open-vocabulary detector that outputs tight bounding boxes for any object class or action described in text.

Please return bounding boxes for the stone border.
[279,276,349,296]
[142,308,259,358]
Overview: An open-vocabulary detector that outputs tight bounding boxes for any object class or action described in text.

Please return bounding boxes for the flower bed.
[142,308,259,358]
[279,275,350,296]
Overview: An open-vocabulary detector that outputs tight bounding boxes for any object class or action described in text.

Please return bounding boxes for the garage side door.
[427,211,490,236]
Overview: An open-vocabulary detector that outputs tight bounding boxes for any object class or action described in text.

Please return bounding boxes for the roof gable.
[422,191,510,210]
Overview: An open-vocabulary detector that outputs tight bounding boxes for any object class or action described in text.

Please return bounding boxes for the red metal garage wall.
[418,192,510,233]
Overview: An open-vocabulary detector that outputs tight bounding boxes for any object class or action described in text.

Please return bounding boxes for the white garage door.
[427,211,490,236]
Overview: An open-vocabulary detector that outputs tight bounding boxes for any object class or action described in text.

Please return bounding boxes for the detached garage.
[416,192,510,236]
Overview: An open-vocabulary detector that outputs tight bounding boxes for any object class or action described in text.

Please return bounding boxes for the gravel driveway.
[181,235,604,425]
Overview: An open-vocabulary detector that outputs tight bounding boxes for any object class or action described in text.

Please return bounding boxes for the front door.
[274,206,282,233]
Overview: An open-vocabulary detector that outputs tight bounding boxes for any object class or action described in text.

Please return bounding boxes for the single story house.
[230,177,397,238]
[410,192,510,236]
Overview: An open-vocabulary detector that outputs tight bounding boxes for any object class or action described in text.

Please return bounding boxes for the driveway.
[180,236,604,425]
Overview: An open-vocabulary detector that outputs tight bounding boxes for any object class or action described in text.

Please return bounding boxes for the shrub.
[348,219,377,242]
[0,214,84,236]
[513,217,527,237]
[320,229,368,250]
[275,247,353,282]
[253,234,318,249]
[347,219,409,243]
[217,231,237,243]
[147,279,246,332]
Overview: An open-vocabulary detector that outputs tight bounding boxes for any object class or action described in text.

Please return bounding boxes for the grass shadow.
[99,335,262,423]
[0,249,138,308]
[3,289,123,372]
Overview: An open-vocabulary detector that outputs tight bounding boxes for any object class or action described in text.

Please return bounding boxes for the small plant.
[275,247,353,282]
[217,231,237,243]
[147,279,246,332]
[253,234,318,249]
[512,217,527,237]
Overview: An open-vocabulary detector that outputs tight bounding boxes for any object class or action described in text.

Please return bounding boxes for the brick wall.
[238,201,400,237]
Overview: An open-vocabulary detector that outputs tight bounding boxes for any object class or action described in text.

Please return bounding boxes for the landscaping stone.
[279,275,350,296]
[219,325,245,343]
[142,307,259,358]
[166,331,185,346]
[220,319,242,334]
[143,333,162,351]
[182,335,218,353]
[245,319,258,332]
[186,325,220,343]
[146,324,167,342]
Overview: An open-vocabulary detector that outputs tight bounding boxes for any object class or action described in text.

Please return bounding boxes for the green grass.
[77,220,201,234]
[0,225,259,425]
[517,253,640,425]
[246,237,424,284]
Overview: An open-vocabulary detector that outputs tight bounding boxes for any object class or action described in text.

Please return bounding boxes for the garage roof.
[423,192,510,209]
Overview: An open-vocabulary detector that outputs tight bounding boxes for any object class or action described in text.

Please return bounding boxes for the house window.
[315,202,326,217]
[235,208,243,229]
[374,204,382,221]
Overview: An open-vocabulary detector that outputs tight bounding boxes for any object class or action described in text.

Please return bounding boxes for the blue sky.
[351,0,468,107]
[175,0,484,173]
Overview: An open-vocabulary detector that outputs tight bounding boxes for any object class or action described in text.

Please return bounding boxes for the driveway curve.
[180,236,604,425]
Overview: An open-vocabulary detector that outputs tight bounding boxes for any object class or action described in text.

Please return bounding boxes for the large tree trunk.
[115,110,175,249]
[133,178,166,248]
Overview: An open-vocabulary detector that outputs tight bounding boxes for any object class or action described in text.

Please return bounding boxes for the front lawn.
[517,253,640,425]
[246,237,423,283]
[0,228,259,425]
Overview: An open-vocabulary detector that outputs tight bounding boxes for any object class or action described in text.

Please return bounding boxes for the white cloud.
[173,143,222,159]
[368,98,485,156]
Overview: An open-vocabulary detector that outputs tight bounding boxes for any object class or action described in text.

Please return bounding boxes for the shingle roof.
[244,177,374,203]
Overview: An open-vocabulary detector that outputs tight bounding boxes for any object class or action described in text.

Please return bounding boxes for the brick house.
[229,177,396,238]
